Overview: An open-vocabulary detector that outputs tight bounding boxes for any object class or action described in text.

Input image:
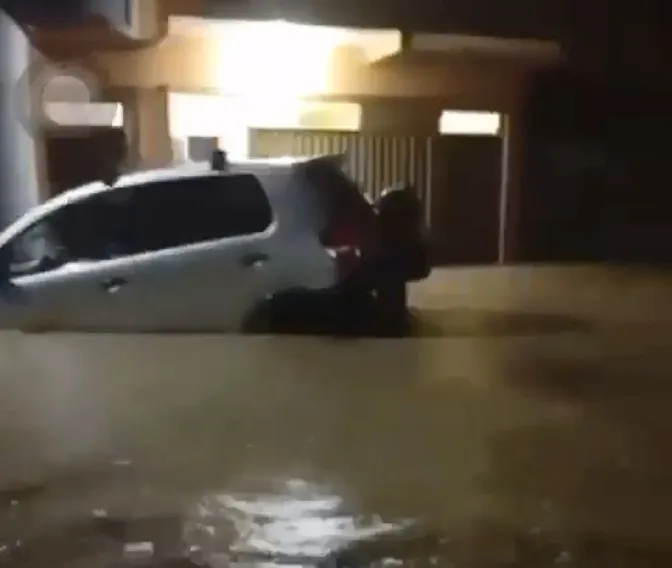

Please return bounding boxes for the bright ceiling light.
[217,20,347,96]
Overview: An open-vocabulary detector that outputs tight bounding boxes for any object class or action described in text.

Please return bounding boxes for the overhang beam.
[377,32,563,67]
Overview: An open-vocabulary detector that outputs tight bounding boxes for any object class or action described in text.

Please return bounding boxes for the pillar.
[124,86,171,169]
[498,110,524,263]
[0,10,41,229]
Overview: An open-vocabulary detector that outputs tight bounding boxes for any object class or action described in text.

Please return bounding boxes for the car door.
[0,190,174,333]
[121,173,277,332]
[9,258,160,332]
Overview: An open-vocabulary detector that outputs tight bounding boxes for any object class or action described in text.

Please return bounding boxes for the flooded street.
[1,266,672,566]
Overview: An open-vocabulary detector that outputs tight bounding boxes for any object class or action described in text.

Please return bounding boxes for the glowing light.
[438,111,501,135]
[168,93,361,158]
[216,20,346,97]
[165,18,396,148]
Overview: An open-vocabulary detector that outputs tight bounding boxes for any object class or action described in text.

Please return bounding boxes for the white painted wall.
[168,92,361,159]
[0,10,40,229]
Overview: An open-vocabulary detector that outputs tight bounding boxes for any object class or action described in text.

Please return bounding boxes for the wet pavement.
[1,266,672,566]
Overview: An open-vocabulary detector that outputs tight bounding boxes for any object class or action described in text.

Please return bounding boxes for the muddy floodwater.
[1,267,672,567]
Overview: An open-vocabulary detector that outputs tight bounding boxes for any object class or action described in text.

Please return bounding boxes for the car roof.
[57,154,332,203]
[0,155,339,250]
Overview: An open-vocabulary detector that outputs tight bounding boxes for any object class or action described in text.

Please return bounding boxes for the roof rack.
[210,148,228,172]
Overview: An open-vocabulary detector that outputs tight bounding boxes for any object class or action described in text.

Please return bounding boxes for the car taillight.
[322,223,362,248]
[320,222,365,279]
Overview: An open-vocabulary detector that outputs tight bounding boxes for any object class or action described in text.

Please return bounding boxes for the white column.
[126,86,172,169]
[0,10,40,229]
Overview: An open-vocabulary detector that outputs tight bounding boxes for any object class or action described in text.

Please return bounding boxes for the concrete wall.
[360,100,441,133]
[0,10,40,229]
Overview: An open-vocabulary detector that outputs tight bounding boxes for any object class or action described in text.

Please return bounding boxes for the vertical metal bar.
[425,136,433,227]
[498,114,510,265]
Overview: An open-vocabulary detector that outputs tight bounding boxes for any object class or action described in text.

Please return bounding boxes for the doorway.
[42,126,127,198]
[429,111,504,265]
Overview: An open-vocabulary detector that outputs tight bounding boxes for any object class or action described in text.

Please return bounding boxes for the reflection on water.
[184,478,422,566]
[0,476,439,567]
[11,471,672,567]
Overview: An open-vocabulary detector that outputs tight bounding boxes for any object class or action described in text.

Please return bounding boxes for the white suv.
[0,153,429,333]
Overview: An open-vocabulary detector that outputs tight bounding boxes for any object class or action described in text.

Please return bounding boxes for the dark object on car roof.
[211,149,228,172]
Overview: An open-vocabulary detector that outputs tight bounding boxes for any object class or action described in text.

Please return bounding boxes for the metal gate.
[249,129,433,210]
[249,128,506,265]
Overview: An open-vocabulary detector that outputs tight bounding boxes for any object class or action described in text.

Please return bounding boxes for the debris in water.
[554,550,572,564]
[124,541,154,560]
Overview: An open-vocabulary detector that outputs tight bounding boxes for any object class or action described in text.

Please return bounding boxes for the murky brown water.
[1,268,672,566]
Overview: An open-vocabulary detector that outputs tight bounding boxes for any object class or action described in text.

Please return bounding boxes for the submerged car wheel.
[243,290,376,335]
[334,288,374,312]
[329,288,376,334]
[242,292,317,334]
[241,296,286,334]
[375,280,409,335]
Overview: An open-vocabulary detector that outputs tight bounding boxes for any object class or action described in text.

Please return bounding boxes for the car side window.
[3,188,143,277]
[123,174,273,254]
[3,174,274,276]
[5,197,116,277]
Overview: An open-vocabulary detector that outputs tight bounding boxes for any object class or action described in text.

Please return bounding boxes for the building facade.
[20,0,660,265]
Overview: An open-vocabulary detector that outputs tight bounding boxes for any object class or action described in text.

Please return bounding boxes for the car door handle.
[239,252,269,267]
[101,276,127,294]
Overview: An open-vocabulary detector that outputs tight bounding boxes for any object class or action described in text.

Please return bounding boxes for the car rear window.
[301,157,375,229]
[128,174,273,252]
